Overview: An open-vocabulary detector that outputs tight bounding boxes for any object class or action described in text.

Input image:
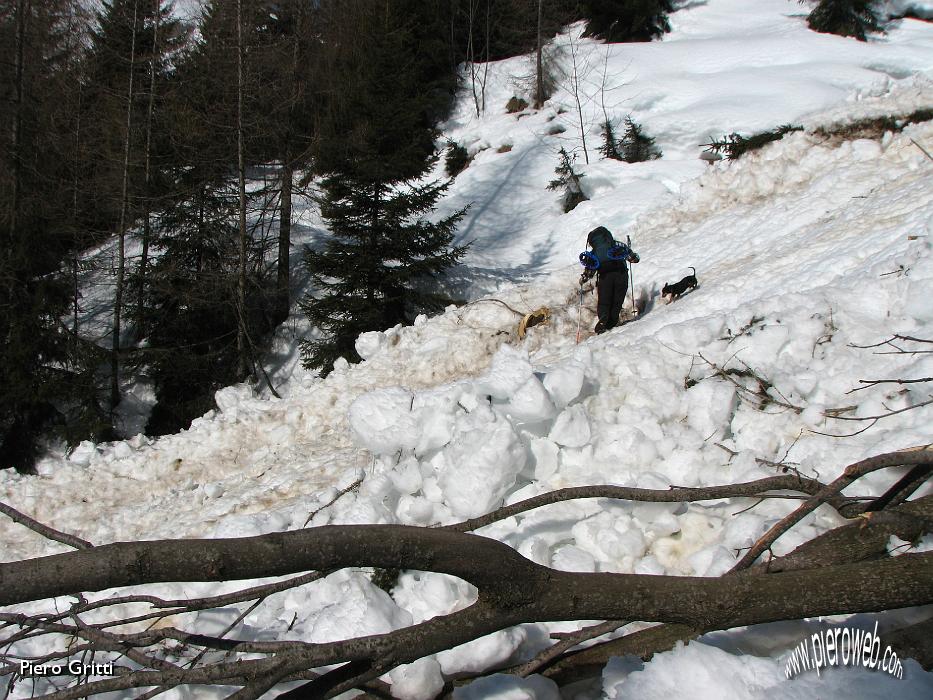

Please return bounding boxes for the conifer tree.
[620,117,661,162]
[801,0,882,41]
[300,0,467,374]
[133,0,277,434]
[598,119,624,160]
[300,172,468,372]
[547,147,588,212]
[0,0,103,470]
[139,174,246,435]
[581,0,674,42]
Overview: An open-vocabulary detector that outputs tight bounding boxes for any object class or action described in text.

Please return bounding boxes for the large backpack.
[581,226,628,271]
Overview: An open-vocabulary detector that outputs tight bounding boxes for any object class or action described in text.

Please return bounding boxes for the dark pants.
[596,268,628,330]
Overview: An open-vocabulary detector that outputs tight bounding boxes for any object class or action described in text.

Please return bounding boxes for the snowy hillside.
[3,2,933,698]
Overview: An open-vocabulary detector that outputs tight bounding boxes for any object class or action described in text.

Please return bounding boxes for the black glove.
[629,252,640,263]
[580,270,594,285]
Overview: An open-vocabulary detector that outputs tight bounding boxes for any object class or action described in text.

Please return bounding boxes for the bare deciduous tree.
[134,0,163,341]
[110,0,140,410]
[565,30,592,164]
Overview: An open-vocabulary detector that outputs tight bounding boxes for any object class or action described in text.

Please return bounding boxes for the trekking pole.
[575,281,584,344]
[627,235,637,317]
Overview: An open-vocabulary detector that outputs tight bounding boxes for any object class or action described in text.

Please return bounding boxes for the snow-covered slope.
[3,2,933,698]
[438,0,933,295]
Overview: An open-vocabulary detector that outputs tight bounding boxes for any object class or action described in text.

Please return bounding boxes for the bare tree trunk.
[482,0,490,112]
[9,0,29,244]
[136,0,161,340]
[236,0,249,377]
[535,0,544,108]
[568,33,589,164]
[276,5,303,326]
[465,0,491,115]
[467,0,479,117]
[72,78,83,337]
[277,161,292,323]
[111,0,139,411]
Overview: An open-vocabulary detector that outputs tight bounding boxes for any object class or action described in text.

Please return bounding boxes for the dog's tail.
[689,266,696,276]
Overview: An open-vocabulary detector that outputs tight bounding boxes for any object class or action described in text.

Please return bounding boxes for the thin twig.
[0,501,93,550]
[303,477,363,526]
[847,377,933,394]
[729,446,933,572]
[910,138,933,163]
[848,334,932,350]
[827,397,933,421]
[514,620,627,677]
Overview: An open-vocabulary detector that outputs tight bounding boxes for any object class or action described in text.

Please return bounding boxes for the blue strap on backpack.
[579,251,600,270]
[608,243,630,260]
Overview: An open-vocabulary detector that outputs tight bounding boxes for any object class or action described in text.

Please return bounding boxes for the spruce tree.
[133,0,276,434]
[547,147,588,212]
[300,0,467,374]
[581,0,674,42]
[801,0,882,41]
[300,172,468,372]
[138,175,247,435]
[598,119,624,160]
[0,1,105,470]
[620,117,662,162]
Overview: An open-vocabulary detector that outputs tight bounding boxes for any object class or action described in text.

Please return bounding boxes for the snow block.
[437,412,526,518]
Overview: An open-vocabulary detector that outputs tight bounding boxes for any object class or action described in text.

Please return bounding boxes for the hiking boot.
[594,321,607,334]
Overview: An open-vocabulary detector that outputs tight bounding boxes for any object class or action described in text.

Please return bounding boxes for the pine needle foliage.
[704,124,803,160]
[548,147,588,212]
[300,171,468,374]
[598,119,624,161]
[800,0,883,41]
[581,0,674,42]
[620,117,662,162]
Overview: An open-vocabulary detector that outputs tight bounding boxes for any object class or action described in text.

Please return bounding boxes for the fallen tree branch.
[0,501,93,550]
[731,446,933,571]
[303,477,363,526]
[847,376,933,393]
[862,464,933,513]
[3,534,932,699]
[826,397,933,422]
[514,620,627,678]
[807,398,933,437]
[446,474,864,533]
[3,451,933,699]
[848,334,933,352]
[540,493,933,685]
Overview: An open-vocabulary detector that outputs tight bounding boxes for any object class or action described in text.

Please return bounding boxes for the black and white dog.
[661,267,698,303]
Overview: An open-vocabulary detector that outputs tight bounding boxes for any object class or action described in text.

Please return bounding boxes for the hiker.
[579,226,640,334]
